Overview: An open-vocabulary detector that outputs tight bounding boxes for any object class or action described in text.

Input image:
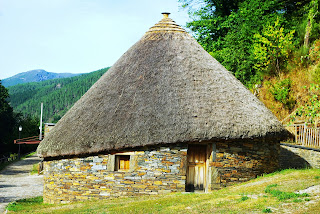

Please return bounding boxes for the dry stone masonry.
[44,144,187,203]
[43,140,280,204]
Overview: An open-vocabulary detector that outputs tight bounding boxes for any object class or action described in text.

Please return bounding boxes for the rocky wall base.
[211,139,280,188]
[43,144,187,204]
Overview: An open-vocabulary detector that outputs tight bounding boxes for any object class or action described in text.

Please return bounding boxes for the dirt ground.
[0,154,43,213]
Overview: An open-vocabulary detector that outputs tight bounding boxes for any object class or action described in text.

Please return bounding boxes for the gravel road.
[0,154,43,213]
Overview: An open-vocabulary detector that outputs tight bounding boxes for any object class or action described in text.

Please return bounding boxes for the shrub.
[269,78,295,110]
[262,208,272,213]
[239,196,250,201]
[309,39,320,63]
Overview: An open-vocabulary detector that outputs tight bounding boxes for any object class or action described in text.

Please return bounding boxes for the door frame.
[186,143,212,192]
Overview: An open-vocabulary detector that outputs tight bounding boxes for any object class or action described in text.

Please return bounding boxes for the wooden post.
[303,123,306,146]
[295,124,298,143]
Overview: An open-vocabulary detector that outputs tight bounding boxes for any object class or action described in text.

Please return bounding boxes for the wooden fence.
[286,123,320,147]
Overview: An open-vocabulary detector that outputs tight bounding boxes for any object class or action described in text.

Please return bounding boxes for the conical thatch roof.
[37,13,286,158]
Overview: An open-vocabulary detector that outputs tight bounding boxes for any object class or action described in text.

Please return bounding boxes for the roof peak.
[161,12,171,18]
[143,12,187,37]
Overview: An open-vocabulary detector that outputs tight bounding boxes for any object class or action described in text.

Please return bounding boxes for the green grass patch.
[265,184,309,201]
[30,163,39,175]
[7,197,43,212]
[262,208,272,213]
[239,195,250,202]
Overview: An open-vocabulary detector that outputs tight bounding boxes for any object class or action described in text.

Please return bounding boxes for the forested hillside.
[181,0,320,123]
[2,69,82,87]
[8,68,109,123]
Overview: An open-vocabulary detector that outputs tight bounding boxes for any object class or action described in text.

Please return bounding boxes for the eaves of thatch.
[37,13,287,158]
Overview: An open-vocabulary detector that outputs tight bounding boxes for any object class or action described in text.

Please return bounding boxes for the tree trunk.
[304,19,311,48]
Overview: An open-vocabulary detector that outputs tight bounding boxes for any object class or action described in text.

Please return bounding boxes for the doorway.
[186,144,207,192]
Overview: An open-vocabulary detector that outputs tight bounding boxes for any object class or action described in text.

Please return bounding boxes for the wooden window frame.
[115,155,130,172]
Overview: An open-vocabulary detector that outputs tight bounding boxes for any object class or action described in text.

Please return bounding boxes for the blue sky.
[0,0,190,80]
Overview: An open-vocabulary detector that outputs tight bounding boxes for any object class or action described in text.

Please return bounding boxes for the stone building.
[37,13,287,204]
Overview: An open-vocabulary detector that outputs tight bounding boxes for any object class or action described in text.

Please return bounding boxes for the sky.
[0,0,191,80]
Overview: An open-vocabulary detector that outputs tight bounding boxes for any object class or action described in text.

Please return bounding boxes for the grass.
[30,163,39,175]
[6,197,44,212]
[6,168,320,214]
[264,183,309,201]
[0,152,36,172]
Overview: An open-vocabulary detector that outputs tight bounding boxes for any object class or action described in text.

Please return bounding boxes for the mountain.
[2,69,83,87]
[7,67,109,123]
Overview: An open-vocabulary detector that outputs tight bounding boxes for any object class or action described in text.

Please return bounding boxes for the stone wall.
[280,143,320,169]
[43,140,280,203]
[43,144,187,204]
[211,139,280,188]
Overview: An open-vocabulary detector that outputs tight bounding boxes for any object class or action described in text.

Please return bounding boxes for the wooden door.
[186,144,207,192]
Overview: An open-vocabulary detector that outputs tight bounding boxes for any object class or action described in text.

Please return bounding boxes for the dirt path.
[0,154,43,213]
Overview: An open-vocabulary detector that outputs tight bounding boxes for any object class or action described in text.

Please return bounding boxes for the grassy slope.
[6,169,320,213]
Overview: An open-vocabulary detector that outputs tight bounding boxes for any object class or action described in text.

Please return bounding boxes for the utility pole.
[39,103,43,140]
[18,125,22,159]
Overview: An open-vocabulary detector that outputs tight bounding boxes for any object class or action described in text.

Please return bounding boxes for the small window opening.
[115,155,130,171]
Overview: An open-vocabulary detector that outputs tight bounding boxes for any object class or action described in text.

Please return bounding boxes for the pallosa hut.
[37,13,287,204]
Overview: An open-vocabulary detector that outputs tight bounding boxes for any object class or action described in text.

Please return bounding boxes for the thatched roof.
[37,13,287,158]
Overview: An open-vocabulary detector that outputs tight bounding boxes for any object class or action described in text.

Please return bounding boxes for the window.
[115,155,130,171]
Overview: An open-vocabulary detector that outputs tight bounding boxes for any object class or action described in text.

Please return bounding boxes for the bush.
[269,78,296,110]
[309,39,320,63]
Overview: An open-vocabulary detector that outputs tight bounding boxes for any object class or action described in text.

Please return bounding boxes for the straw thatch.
[37,13,287,158]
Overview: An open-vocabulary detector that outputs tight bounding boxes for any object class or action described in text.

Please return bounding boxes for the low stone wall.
[280,143,320,169]
[43,140,281,203]
[43,144,187,204]
[212,139,280,187]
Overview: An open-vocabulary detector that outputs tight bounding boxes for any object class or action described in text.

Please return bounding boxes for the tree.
[0,80,40,156]
[0,80,15,155]
[253,18,295,76]
[304,0,319,48]
[179,0,312,86]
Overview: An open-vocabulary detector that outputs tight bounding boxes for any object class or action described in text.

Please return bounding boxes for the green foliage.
[8,68,109,123]
[0,80,15,153]
[253,18,295,75]
[292,84,320,123]
[309,39,320,64]
[315,175,320,179]
[294,45,311,68]
[265,184,309,201]
[262,208,272,213]
[239,195,249,201]
[269,78,295,110]
[31,163,39,175]
[180,0,314,86]
[304,0,319,46]
[7,197,43,211]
